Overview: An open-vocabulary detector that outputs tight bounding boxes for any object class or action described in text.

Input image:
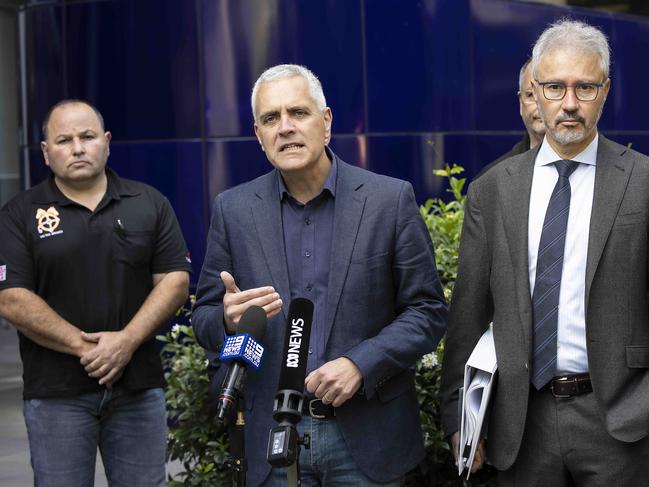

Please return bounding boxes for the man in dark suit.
[192,64,447,486]
[441,19,649,486]
[477,59,546,178]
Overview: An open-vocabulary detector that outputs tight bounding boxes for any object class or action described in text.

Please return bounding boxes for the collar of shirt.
[536,133,599,168]
[277,146,338,203]
[34,167,140,206]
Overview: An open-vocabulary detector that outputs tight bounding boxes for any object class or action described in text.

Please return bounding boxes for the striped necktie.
[531,159,580,390]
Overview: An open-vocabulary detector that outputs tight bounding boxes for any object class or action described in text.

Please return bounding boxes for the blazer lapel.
[324,161,366,343]
[251,171,291,320]
[585,136,634,306]
[499,150,537,348]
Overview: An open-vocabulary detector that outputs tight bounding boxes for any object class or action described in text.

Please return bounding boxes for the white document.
[457,323,497,479]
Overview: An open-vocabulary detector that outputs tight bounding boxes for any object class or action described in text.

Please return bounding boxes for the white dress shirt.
[528,135,598,374]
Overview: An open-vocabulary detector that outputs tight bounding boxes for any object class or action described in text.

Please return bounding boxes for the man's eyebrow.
[259,109,279,119]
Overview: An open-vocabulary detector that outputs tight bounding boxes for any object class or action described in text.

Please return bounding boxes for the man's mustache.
[556,112,585,124]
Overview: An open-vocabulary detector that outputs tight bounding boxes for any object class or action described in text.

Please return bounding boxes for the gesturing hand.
[221,271,283,333]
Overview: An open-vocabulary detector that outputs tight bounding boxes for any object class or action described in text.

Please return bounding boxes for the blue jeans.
[24,387,166,487]
[262,416,404,487]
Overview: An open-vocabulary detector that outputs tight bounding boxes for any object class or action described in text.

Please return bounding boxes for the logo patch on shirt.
[0,265,6,282]
[36,207,64,238]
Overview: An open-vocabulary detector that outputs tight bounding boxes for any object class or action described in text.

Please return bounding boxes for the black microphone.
[267,298,314,467]
[216,305,267,420]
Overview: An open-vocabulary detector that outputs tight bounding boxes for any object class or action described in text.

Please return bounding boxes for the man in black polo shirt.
[0,100,190,486]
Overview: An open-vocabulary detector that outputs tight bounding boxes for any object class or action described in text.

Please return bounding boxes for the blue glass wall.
[22,0,649,282]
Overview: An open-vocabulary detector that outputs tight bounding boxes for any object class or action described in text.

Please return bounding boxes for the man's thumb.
[220,271,240,293]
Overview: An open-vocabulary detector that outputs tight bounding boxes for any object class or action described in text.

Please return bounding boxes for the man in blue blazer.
[192,64,447,486]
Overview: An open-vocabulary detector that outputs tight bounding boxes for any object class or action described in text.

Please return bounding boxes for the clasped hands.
[78,329,137,387]
[221,271,362,407]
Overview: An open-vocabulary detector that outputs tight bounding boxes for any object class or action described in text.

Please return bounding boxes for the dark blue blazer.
[193,154,447,485]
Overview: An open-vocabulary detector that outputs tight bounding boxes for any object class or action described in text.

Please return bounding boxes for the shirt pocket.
[112,230,155,268]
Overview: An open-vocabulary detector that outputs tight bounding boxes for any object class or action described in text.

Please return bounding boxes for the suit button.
[524,362,528,370]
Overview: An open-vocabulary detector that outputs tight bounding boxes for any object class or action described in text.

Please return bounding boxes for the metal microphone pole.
[227,397,247,487]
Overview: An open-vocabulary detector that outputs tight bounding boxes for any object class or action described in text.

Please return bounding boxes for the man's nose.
[278,114,295,134]
[71,137,85,155]
[561,87,579,112]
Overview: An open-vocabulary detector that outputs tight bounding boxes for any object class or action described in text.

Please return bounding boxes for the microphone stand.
[267,389,311,487]
[225,396,247,487]
[286,430,310,487]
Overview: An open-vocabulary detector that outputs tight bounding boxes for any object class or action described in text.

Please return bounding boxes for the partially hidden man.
[192,64,448,486]
[0,100,191,486]
[477,58,546,178]
[440,20,649,486]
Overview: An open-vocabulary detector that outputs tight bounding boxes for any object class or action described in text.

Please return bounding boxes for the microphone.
[216,305,267,420]
[267,298,314,467]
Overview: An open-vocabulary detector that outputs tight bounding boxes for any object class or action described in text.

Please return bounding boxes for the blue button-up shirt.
[278,154,337,378]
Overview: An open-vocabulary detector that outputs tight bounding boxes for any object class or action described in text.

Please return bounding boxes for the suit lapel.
[585,136,633,306]
[499,150,537,348]
[324,161,366,343]
[251,171,291,320]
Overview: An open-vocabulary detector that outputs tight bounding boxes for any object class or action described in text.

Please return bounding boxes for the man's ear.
[254,124,265,152]
[602,78,611,101]
[323,107,333,145]
[40,141,50,167]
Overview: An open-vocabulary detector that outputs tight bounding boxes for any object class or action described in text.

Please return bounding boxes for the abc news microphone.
[216,305,267,420]
[267,298,314,467]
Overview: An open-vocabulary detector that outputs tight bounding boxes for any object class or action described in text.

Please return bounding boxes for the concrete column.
[0,7,20,206]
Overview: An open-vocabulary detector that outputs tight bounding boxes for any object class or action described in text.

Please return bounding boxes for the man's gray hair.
[532,19,610,80]
[251,64,327,121]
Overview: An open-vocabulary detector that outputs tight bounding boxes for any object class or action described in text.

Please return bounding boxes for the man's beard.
[539,103,604,146]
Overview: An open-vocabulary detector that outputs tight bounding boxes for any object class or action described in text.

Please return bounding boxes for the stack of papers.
[458,324,497,479]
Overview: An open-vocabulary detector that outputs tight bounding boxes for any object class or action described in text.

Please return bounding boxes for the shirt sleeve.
[151,195,192,275]
[0,198,35,291]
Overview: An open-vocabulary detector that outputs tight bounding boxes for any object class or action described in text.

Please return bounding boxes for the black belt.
[547,373,592,398]
[302,399,336,419]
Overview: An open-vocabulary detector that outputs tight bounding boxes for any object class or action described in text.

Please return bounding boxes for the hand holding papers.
[457,324,497,479]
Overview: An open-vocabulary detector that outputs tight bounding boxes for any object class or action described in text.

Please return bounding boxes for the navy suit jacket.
[193,154,447,485]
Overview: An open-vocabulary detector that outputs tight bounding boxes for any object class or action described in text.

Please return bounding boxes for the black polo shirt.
[0,168,192,399]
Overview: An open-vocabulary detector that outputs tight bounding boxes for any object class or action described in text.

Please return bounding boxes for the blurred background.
[1,0,648,282]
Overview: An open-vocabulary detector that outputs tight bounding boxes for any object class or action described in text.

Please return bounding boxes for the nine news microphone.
[216,305,267,420]
[267,298,314,467]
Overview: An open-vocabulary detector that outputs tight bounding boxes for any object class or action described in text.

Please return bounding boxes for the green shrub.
[415,165,497,486]
[158,297,233,486]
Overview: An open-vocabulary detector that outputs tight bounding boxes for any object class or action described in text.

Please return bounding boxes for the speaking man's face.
[254,76,332,176]
[534,47,610,154]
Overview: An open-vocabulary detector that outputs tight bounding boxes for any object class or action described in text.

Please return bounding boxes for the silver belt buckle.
[308,399,326,419]
[550,376,575,398]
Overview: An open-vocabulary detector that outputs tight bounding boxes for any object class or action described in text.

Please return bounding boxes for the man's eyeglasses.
[535,81,604,101]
